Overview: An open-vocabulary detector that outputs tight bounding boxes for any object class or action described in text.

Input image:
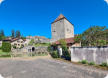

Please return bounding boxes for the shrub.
[2,42,11,52]
[12,45,16,49]
[81,60,88,64]
[59,39,71,60]
[100,62,108,67]
[0,47,2,50]
[88,62,95,65]
[51,51,59,58]
[47,44,52,52]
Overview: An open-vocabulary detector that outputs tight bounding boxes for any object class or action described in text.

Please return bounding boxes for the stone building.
[51,14,81,47]
[51,14,74,42]
[3,38,30,49]
[26,36,50,43]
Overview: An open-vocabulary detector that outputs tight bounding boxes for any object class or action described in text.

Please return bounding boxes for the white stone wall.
[71,47,108,64]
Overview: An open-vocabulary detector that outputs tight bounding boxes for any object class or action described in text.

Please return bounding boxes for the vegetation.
[51,51,59,58]
[11,30,15,38]
[29,39,34,45]
[0,50,11,57]
[0,30,6,40]
[16,30,21,38]
[0,46,2,50]
[81,60,88,64]
[88,62,95,65]
[35,43,50,47]
[59,39,71,60]
[75,26,108,46]
[2,42,11,52]
[47,44,51,52]
[100,62,108,67]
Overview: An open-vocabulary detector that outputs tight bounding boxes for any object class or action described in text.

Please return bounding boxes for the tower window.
[53,30,56,32]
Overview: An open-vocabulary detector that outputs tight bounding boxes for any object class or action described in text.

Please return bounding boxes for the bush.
[12,45,16,49]
[47,44,52,52]
[81,60,88,64]
[0,47,2,50]
[51,51,59,58]
[88,62,95,65]
[2,42,11,52]
[100,62,108,67]
[59,39,71,60]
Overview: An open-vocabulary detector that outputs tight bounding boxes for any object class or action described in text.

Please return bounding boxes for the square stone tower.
[51,14,74,42]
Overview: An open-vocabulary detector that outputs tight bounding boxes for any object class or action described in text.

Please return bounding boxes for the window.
[53,30,56,32]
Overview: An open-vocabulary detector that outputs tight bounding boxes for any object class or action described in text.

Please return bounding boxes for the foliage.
[100,62,108,67]
[2,42,11,52]
[0,50,11,57]
[0,36,6,40]
[12,45,16,49]
[81,60,88,64]
[16,30,21,38]
[88,62,95,65]
[51,51,59,58]
[74,34,82,43]
[35,43,50,47]
[47,44,52,52]
[75,26,108,46]
[59,39,71,60]
[0,30,5,37]
[21,36,26,39]
[11,30,15,38]
[29,39,34,45]
[0,46,2,50]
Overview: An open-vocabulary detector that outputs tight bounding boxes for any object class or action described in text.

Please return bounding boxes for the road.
[0,58,107,78]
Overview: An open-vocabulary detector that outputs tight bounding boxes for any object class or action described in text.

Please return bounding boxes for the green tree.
[0,30,5,37]
[16,30,21,38]
[11,30,15,38]
[75,26,107,46]
[0,30,5,40]
[59,39,71,60]
[2,42,11,52]
[29,39,34,45]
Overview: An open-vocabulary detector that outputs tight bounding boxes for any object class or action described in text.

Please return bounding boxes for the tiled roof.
[52,14,65,23]
[3,38,26,42]
[54,37,75,45]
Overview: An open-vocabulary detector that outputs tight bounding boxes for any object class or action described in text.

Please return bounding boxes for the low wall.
[70,47,108,64]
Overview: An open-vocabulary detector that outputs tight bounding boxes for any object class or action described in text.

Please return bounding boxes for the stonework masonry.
[70,47,108,64]
[51,14,74,42]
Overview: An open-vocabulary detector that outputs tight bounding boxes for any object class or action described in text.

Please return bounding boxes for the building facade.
[51,14,81,47]
[51,14,74,42]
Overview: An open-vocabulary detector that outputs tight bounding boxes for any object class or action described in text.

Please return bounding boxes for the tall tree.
[0,30,5,40]
[11,30,15,38]
[16,30,21,38]
[0,30,5,37]
[75,26,107,46]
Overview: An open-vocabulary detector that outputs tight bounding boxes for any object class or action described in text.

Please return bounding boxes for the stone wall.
[64,18,74,38]
[51,19,65,42]
[70,47,108,64]
[51,18,74,43]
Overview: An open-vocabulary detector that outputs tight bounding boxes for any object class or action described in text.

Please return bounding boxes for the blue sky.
[0,0,108,38]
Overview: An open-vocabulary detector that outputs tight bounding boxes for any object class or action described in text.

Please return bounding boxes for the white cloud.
[104,0,108,4]
[0,0,4,5]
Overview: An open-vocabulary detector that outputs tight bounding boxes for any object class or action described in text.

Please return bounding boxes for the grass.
[0,50,11,57]
[35,43,50,47]
[54,58,108,71]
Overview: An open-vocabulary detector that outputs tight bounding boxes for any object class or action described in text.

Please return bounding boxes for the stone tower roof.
[52,14,65,23]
